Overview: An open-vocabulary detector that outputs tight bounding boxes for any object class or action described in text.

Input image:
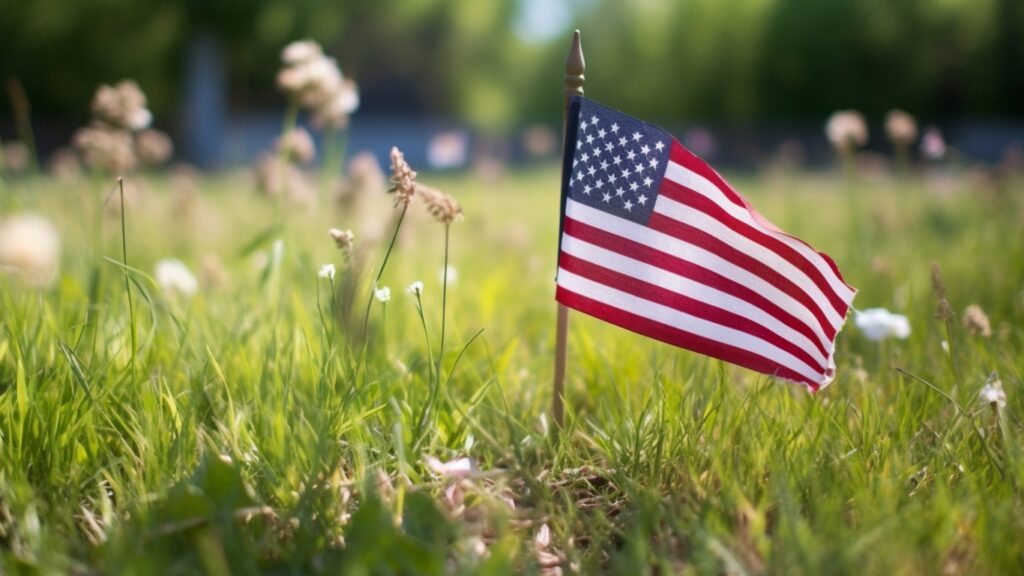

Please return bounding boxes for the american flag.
[556,97,857,391]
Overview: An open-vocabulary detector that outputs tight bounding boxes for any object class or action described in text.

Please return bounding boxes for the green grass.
[1,165,1022,574]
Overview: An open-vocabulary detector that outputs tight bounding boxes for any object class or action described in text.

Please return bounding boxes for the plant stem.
[362,204,408,337]
[438,224,450,379]
[119,178,137,370]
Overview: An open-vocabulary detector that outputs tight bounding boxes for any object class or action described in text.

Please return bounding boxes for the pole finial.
[564,30,585,108]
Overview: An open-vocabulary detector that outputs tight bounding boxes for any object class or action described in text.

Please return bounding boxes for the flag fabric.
[556,97,857,391]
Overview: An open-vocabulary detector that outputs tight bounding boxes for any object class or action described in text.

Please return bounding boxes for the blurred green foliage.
[0,0,1021,126]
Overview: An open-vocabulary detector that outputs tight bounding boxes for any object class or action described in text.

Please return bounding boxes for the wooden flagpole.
[553,30,584,427]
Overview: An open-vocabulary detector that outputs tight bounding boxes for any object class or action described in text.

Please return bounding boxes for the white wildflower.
[854,307,911,341]
[424,456,474,479]
[281,40,323,66]
[318,263,336,280]
[825,110,868,151]
[0,214,61,288]
[155,258,198,297]
[885,109,918,146]
[406,281,423,296]
[374,286,391,302]
[979,375,1007,409]
[438,265,457,284]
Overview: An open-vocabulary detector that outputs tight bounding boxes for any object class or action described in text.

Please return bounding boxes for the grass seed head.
[388,146,418,208]
[418,185,463,225]
[962,304,992,337]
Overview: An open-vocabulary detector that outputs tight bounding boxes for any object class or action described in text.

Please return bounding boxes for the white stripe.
[565,199,835,348]
[557,267,824,383]
[654,195,845,328]
[664,161,856,302]
[560,233,830,365]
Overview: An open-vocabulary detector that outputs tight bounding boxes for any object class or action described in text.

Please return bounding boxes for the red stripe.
[669,141,848,281]
[659,178,850,317]
[562,217,833,354]
[558,252,827,373]
[646,213,838,339]
[556,285,819,391]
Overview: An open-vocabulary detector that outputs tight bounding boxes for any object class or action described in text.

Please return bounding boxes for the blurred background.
[1,0,1023,170]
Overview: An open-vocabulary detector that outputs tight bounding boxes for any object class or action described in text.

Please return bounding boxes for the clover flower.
[424,456,473,479]
[374,285,391,302]
[854,308,911,341]
[407,281,423,296]
[319,263,336,280]
[921,127,946,161]
[311,80,359,130]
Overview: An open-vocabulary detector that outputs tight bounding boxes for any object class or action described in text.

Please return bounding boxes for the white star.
[649,158,659,169]
[655,141,665,152]
[572,158,578,168]
[640,144,651,155]
[602,192,612,202]
[583,183,592,195]
[586,134,595,145]
[600,160,609,170]
[630,181,640,192]
[605,142,614,153]
[608,173,618,184]
[638,194,648,205]
[581,152,589,163]
[591,115,599,125]
[643,176,653,187]
[615,187,626,197]
[580,120,588,131]
[626,150,637,161]
[611,123,620,134]
[624,200,634,211]
[597,128,606,139]
[618,137,628,147]
[635,164,646,175]
[568,175,574,186]
[632,131,643,142]
[621,168,631,179]
[587,166,597,177]
[594,178,603,188]
[612,155,622,166]
[591,146,602,158]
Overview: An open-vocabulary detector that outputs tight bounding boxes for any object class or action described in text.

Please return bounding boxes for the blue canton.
[567,98,672,225]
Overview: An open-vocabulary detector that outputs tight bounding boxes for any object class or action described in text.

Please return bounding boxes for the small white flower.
[407,281,423,296]
[424,456,473,479]
[438,265,457,284]
[374,286,391,302]
[318,263,335,280]
[980,375,1007,408]
[0,214,61,288]
[155,258,198,297]
[855,308,911,341]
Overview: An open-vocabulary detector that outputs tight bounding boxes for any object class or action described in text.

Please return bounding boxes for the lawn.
[1,164,1022,574]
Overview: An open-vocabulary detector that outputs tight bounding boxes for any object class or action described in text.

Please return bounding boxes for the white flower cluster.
[825,110,868,151]
[277,40,360,130]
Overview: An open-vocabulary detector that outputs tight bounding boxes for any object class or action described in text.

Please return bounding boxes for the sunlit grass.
[0,166,1022,574]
